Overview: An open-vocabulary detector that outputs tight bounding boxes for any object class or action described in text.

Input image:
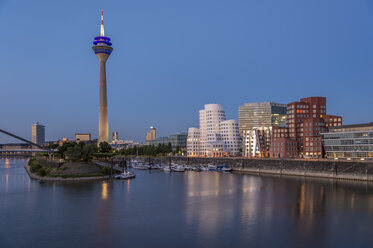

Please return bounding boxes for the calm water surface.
[1,158,373,248]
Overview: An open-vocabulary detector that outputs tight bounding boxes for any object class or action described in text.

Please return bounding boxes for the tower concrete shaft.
[92,10,113,145]
[96,52,111,144]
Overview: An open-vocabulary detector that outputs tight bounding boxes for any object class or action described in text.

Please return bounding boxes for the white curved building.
[187,104,241,157]
[219,120,242,156]
[187,127,201,156]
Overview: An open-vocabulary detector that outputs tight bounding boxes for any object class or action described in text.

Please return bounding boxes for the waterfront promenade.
[134,156,373,182]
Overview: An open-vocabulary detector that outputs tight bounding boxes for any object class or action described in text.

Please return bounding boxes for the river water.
[1,158,373,248]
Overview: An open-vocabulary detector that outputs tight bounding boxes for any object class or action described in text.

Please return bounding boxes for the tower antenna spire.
[100,10,105,36]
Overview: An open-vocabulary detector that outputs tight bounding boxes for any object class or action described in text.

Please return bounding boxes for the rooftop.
[330,122,373,130]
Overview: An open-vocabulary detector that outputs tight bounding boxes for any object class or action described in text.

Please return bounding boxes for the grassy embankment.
[28,158,111,178]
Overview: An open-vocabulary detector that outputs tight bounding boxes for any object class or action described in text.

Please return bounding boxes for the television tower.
[92,10,113,144]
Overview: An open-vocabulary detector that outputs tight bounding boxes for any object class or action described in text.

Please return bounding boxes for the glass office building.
[238,102,286,157]
[238,102,287,134]
[322,123,373,159]
[149,133,188,150]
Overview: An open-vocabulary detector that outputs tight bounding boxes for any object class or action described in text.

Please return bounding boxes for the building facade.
[145,126,156,145]
[187,128,201,156]
[148,133,188,151]
[243,127,272,157]
[112,132,118,142]
[269,97,342,158]
[322,123,373,159]
[75,133,91,142]
[219,120,241,156]
[149,136,169,146]
[187,104,241,157]
[169,133,188,150]
[238,102,287,133]
[31,122,45,146]
[238,102,287,157]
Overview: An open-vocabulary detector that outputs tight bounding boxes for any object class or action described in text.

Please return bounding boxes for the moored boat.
[208,164,232,172]
[132,162,150,170]
[171,165,185,172]
[113,171,136,179]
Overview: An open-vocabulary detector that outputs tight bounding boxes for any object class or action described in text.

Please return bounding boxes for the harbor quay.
[127,156,373,182]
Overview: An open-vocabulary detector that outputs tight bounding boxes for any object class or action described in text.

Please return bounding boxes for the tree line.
[45,141,113,161]
[119,143,182,156]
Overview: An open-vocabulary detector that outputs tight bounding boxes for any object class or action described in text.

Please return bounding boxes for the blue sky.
[1,0,373,143]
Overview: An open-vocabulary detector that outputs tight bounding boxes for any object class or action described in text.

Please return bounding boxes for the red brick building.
[269,137,298,158]
[269,97,342,159]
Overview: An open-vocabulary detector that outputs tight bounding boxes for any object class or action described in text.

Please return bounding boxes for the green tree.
[175,145,182,154]
[99,142,112,153]
[167,143,172,153]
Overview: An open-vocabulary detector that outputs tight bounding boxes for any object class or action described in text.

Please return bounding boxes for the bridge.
[0,128,54,156]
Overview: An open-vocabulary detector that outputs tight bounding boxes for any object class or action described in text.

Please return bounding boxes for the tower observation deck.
[92,10,113,145]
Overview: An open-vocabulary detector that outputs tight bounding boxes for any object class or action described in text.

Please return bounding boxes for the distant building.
[31,122,45,146]
[149,136,169,146]
[112,132,118,142]
[149,133,188,151]
[169,133,188,150]
[322,123,373,159]
[75,133,91,142]
[58,138,69,146]
[187,128,201,156]
[269,97,342,158]
[111,140,141,150]
[238,102,286,157]
[145,126,156,145]
[0,143,32,150]
[187,104,241,157]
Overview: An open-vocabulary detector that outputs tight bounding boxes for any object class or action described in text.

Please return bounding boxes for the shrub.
[29,159,42,173]
[37,168,47,177]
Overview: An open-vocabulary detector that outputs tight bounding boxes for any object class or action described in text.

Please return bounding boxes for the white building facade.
[187,104,241,157]
[220,120,241,156]
[186,128,201,156]
[243,127,272,157]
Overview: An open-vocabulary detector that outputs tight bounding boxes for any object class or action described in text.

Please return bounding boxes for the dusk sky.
[1,0,373,143]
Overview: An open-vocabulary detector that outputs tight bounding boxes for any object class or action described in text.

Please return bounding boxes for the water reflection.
[5,158,10,168]
[101,181,108,200]
[2,158,373,248]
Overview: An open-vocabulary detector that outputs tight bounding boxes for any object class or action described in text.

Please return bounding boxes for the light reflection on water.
[1,158,373,248]
[101,182,108,200]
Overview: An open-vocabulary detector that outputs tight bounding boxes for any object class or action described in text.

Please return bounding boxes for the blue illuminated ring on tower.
[93,36,112,46]
[93,48,112,55]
